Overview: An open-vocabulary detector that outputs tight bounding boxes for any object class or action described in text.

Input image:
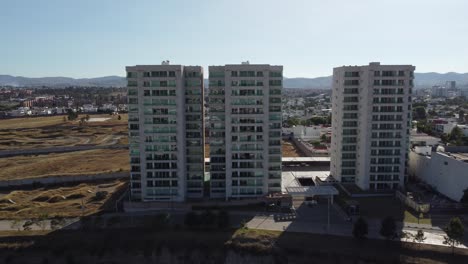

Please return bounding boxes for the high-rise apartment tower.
[126,63,205,201]
[330,62,415,191]
[208,63,283,200]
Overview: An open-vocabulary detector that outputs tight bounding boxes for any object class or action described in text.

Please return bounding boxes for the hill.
[1,72,468,88]
[0,75,126,87]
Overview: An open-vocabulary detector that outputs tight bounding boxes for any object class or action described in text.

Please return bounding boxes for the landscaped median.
[0,226,467,263]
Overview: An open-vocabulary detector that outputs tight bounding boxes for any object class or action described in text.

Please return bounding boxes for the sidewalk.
[246,214,467,249]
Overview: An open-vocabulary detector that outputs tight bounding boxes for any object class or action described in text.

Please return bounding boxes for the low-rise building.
[409,146,468,201]
[282,125,330,141]
[82,104,98,113]
[410,131,441,147]
[100,103,118,112]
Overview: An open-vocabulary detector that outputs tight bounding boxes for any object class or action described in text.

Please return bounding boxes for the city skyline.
[2,0,468,78]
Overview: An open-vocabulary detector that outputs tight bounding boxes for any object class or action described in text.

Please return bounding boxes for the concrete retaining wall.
[0,144,128,158]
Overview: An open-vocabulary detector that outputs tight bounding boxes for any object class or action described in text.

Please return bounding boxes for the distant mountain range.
[0,75,125,87]
[1,72,468,89]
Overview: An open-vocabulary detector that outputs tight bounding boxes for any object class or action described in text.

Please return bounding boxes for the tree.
[10,219,22,231]
[413,106,427,120]
[416,120,432,134]
[413,230,427,248]
[428,109,438,117]
[352,217,368,240]
[379,216,397,240]
[320,134,327,142]
[441,133,450,143]
[217,210,230,229]
[184,211,200,229]
[66,109,78,121]
[286,117,301,127]
[460,188,468,205]
[201,210,216,227]
[443,217,465,254]
[449,126,464,145]
[148,213,170,230]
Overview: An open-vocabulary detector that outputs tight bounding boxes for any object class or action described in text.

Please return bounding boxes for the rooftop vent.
[161,60,170,65]
[241,61,250,65]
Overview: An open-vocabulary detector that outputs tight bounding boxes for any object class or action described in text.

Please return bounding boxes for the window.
[210,71,224,78]
[269,80,282,86]
[382,71,395,77]
[344,80,359,86]
[127,72,138,78]
[269,72,282,77]
[344,71,359,77]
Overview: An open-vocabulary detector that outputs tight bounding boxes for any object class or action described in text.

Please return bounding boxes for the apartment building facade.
[208,63,283,200]
[126,64,205,201]
[330,62,415,191]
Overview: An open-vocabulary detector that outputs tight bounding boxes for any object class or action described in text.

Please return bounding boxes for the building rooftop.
[204,157,331,163]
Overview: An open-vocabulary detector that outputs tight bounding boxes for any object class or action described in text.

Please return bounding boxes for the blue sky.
[1,0,467,78]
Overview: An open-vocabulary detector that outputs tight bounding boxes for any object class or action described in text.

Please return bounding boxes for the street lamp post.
[327,194,330,232]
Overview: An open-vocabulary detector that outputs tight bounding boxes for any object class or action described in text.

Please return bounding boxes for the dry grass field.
[0,179,127,219]
[0,116,68,130]
[0,149,130,181]
[282,139,305,157]
[0,114,128,150]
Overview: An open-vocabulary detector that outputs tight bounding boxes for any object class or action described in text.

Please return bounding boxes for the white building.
[82,104,98,113]
[433,121,457,134]
[409,146,468,201]
[126,63,205,202]
[100,103,118,112]
[208,63,283,199]
[282,125,330,141]
[330,62,415,191]
[410,131,441,147]
[9,107,31,117]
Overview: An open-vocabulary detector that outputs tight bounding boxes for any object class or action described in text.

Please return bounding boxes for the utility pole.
[327,194,330,232]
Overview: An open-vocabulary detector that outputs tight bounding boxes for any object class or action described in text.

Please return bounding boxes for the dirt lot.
[0,114,128,150]
[282,139,305,157]
[0,149,130,181]
[0,179,127,219]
